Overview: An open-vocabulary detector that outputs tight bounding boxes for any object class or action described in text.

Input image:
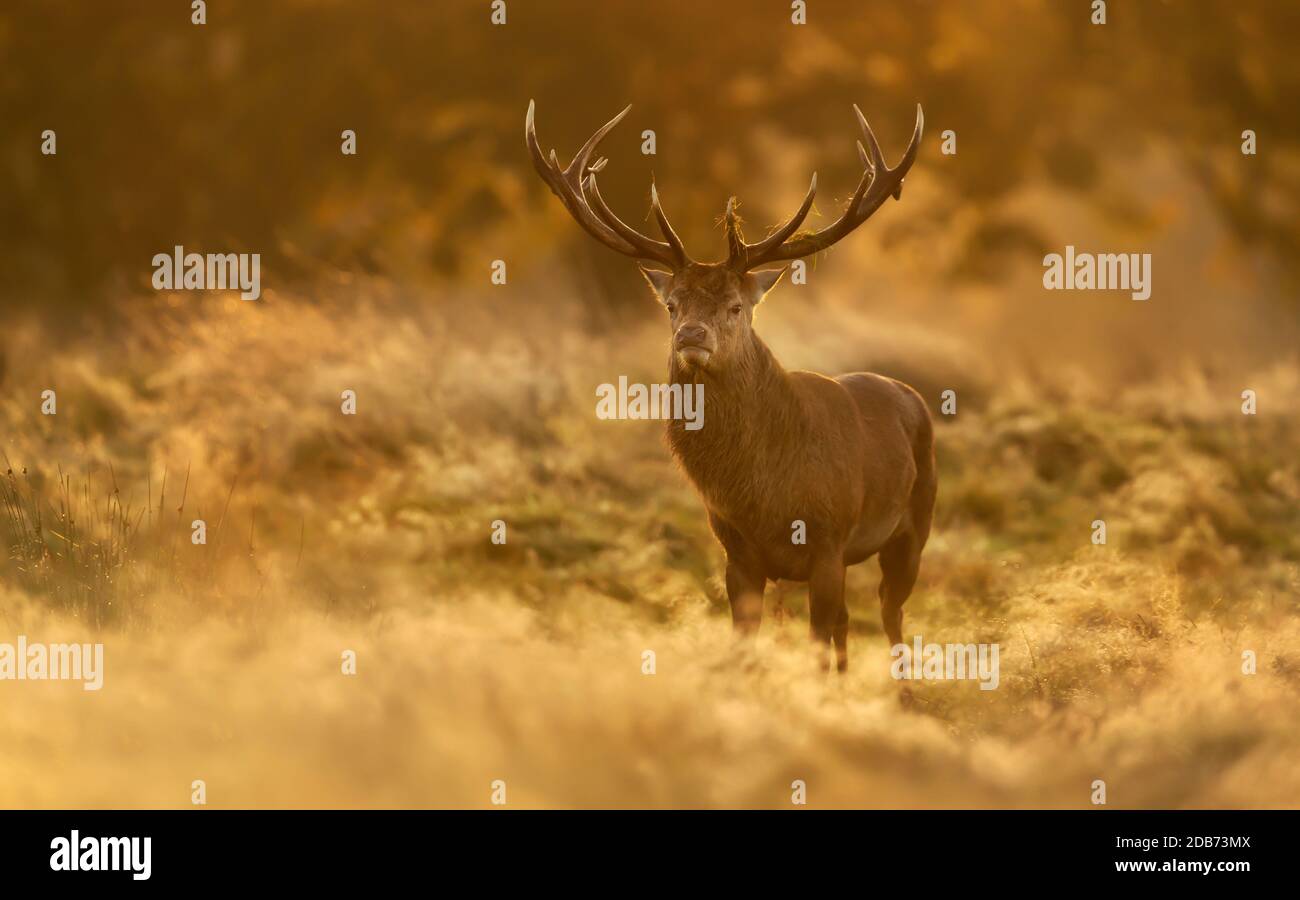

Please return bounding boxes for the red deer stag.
[527,101,935,672]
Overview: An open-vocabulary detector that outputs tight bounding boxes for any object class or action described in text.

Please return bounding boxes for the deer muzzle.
[674,324,715,368]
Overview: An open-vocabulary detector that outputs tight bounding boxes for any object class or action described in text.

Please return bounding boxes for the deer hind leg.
[878,533,921,648]
[880,448,935,649]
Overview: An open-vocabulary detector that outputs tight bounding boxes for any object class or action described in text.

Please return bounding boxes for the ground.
[2,283,1298,808]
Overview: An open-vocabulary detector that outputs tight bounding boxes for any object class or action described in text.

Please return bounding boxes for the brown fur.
[650,263,936,671]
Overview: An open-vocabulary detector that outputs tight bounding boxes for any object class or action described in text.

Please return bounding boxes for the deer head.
[526,101,923,371]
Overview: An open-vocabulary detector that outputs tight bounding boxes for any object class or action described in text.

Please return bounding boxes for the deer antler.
[726,104,923,271]
[526,101,692,270]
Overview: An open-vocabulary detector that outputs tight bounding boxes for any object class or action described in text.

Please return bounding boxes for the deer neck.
[665,332,804,504]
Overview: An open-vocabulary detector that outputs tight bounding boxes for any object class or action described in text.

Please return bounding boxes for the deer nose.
[674,324,710,348]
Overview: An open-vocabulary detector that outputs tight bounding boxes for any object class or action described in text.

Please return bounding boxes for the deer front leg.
[725,557,766,636]
[711,514,767,637]
[809,553,849,672]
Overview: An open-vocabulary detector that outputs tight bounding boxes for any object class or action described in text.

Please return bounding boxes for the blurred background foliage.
[3,0,1299,319]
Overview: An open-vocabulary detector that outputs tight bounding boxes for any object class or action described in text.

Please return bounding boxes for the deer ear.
[752,267,787,299]
[638,265,674,303]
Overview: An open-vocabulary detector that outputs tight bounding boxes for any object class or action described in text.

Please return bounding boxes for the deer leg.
[724,558,766,636]
[878,533,921,648]
[833,604,850,674]
[809,555,848,672]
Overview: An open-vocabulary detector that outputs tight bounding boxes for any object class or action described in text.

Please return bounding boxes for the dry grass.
[1,278,1298,809]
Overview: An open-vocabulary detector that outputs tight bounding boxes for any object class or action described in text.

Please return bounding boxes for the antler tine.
[650,182,691,267]
[728,172,818,268]
[857,102,923,207]
[733,104,923,270]
[566,104,631,180]
[526,101,691,270]
[584,171,683,267]
[854,104,887,179]
[724,197,745,264]
[856,141,872,173]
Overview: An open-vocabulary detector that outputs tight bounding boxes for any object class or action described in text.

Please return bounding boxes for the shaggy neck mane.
[666,332,806,504]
